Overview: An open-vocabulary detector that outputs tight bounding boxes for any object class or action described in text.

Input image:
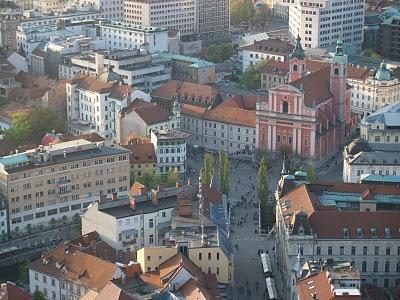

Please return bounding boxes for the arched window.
[362,261,367,272]
[282,101,289,113]
[385,261,390,272]
[293,64,298,72]
[334,68,340,75]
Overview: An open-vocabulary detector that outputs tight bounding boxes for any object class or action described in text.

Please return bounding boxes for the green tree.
[140,167,161,190]
[32,290,46,300]
[361,48,381,59]
[258,157,268,205]
[219,149,230,195]
[29,107,65,141]
[4,111,32,146]
[200,153,214,187]
[206,43,234,63]
[165,168,180,187]
[230,0,255,25]
[305,165,317,182]
[251,3,272,25]
[240,60,268,89]
[19,260,30,283]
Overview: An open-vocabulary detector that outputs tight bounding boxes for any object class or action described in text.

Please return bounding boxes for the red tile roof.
[93,282,139,300]
[152,80,216,103]
[297,271,361,300]
[261,59,289,75]
[240,38,294,56]
[1,282,32,300]
[30,244,121,292]
[122,143,156,164]
[121,99,171,125]
[279,182,400,239]
[221,95,262,111]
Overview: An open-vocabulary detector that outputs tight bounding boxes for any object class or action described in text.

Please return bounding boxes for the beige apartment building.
[0,139,130,235]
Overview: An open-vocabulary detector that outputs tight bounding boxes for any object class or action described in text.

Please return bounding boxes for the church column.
[292,127,297,154]
[267,125,272,151]
[272,125,277,151]
[310,129,316,157]
[297,128,302,156]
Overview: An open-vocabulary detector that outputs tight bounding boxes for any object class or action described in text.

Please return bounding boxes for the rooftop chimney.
[151,190,158,206]
[112,192,118,201]
[176,180,182,188]
[157,183,165,192]
[129,198,136,210]
[187,178,193,186]
[99,194,107,204]
[63,150,67,158]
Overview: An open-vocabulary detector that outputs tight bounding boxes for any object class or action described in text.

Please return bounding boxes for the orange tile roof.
[139,271,163,290]
[181,104,207,118]
[93,282,139,300]
[2,282,32,300]
[121,99,171,125]
[240,38,294,56]
[279,182,400,239]
[152,80,216,103]
[205,106,256,127]
[30,245,120,292]
[221,95,263,111]
[122,143,156,164]
[261,59,289,75]
[129,182,146,197]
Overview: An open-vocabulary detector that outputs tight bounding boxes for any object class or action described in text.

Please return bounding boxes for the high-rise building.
[123,0,197,36]
[283,0,365,49]
[196,0,229,40]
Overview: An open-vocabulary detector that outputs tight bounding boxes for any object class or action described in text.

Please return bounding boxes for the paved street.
[187,151,284,300]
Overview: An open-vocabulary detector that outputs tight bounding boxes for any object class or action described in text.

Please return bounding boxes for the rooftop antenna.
[281,154,288,175]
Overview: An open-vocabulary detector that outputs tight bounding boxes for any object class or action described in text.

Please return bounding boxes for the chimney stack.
[176,180,182,188]
[157,183,165,192]
[129,198,136,210]
[99,194,107,204]
[140,186,147,196]
[121,275,126,285]
[187,178,193,186]
[112,192,118,201]
[151,190,158,206]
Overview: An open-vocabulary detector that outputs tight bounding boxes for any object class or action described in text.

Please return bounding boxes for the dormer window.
[385,228,391,238]
[371,228,377,238]
[343,227,349,238]
[298,225,304,235]
[357,228,363,238]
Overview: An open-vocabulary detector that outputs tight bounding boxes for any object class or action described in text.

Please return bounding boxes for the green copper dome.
[290,34,305,60]
[98,65,124,83]
[374,61,393,81]
[330,39,347,65]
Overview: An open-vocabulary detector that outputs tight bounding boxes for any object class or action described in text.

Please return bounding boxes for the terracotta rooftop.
[240,38,294,56]
[297,271,361,300]
[279,182,400,239]
[60,132,105,143]
[261,59,290,75]
[31,241,121,292]
[122,143,156,164]
[221,95,263,111]
[205,105,256,127]
[121,99,171,125]
[0,282,32,300]
[179,277,222,300]
[92,282,139,300]
[152,80,216,103]
[70,73,134,99]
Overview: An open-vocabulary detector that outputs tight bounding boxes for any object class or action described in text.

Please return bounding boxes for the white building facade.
[98,20,168,53]
[123,0,197,37]
[151,129,189,175]
[66,70,150,140]
[349,62,400,117]
[286,0,364,49]
[82,191,177,251]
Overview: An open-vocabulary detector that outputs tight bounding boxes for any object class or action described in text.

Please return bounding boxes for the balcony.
[57,179,71,186]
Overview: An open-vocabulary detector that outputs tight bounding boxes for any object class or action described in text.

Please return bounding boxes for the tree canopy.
[206,43,234,63]
[165,168,180,188]
[219,150,230,195]
[361,48,381,59]
[241,60,268,89]
[230,0,256,25]
[140,167,161,190]
[200,153,214,187]
[32,290,46,300]
[4,108,65,147]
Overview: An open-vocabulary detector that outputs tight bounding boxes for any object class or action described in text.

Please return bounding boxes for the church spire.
[291,34,305,60]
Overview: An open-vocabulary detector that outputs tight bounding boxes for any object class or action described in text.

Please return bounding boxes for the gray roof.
[365,101,400,126]
[348,150,400,165]
[100,196,177,219]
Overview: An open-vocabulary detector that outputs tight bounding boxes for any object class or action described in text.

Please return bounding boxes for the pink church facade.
[256,38,352,162]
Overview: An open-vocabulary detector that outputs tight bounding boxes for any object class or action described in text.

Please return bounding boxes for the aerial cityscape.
[0,0,399,299]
